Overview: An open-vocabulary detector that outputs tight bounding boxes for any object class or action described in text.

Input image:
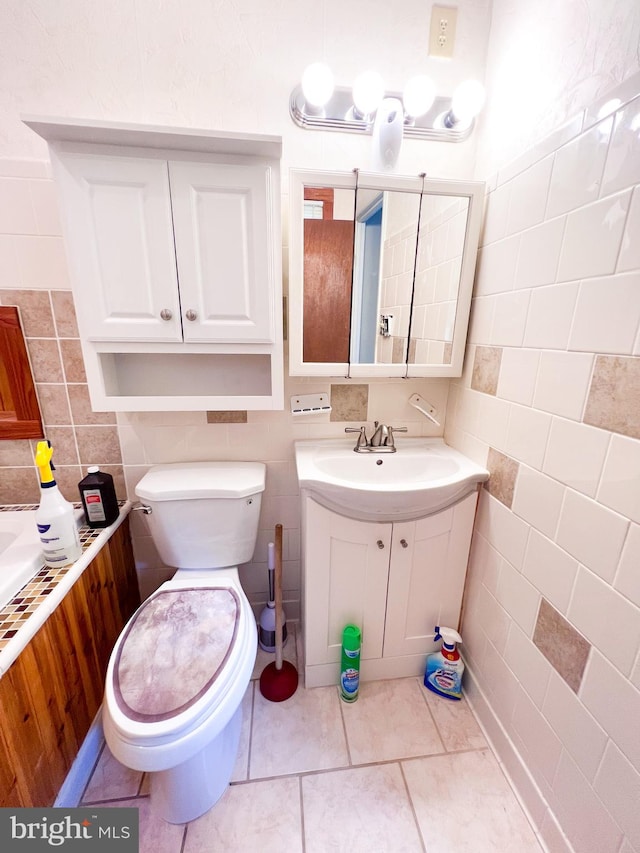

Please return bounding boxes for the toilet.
[102,461,265,824]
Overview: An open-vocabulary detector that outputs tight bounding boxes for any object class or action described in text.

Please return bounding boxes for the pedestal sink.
[294,438,489,521]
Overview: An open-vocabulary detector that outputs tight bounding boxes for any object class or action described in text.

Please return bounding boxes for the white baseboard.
[464,666,574,853]
[54,708,104,807]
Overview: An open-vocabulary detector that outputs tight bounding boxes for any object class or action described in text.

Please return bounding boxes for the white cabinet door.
[57,154,182,342]
[169,161,275,343]
[383,492,477,658]
[304,499,390,666]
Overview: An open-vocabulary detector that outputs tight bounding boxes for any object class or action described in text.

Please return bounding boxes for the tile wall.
[445,80,640,852]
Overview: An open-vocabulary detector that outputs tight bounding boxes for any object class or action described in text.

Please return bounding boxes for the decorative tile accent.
[0,503,125,651]
[329,384,368,422]
[583,355,640,440]
[484,448,520,508]
[206,411,248,423]
[471,345,502,395]
[533,598,591,693]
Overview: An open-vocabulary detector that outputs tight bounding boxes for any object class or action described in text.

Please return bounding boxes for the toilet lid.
[113,587,240,723]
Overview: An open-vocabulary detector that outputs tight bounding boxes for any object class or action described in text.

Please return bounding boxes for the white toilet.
[102,461,265,824]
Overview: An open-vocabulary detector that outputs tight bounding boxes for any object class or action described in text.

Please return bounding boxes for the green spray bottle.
[339,624,361,702]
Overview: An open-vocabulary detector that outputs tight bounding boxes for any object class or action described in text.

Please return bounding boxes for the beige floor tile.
[302,764,423,853]
[231,683,254,782]
[250,685,349,778]
[184,777,302,853]
[82,744,143,803]
[99,796,185,853]
[422,685,488,751]
[403,749,543,852]
[341,677,445,763]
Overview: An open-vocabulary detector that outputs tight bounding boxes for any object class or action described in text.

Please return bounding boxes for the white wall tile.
[551,750,623,853]
[514,216,566,289]
[506,155,554,235]
[546,120,612,219]
[618,186,640,273]
[474,394,512,450]
[580,651,640,773]
[556,489,629,583]
[504,404,552,469]
[602,95,640,197]
[615,523,640,608]
[543,671,608,782]
[597,434,640,525]
[523,282,579,349]
[14,234,71,289]
[494,559,540,636]
[503,622,552,707]
[474,234,521,295]
[511,689,563,786]
[512,465,565,539]
[490,290,530,346]
[569,272,640,355]
[476,584,510,653]
[556,190,632,283]
[467,295,496,344]
[0,235,20,285]
[594,742,640,852]
[542,417,610,497]
[476,491,531,571]
[533,352,594,421]
[0,177,38,234]
[496,348,540,405]
[522,529,578,613]
[481,182,511,245]
[28,179,63,236]
[568,566,640,675]
[483,640,526,723]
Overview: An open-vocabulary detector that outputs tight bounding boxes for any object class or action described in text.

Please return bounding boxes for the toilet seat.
[103,574,256,772]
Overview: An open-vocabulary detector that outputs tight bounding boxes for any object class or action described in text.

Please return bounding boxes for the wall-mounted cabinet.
[289,169,484,378]
[25,117,283,411]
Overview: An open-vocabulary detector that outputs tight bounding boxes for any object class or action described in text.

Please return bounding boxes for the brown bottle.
[78,466,119,528]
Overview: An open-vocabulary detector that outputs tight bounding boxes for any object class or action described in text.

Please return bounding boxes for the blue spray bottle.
[424,626,464,700]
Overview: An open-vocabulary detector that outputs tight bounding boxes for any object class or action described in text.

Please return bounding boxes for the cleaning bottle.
[424,626,464,700]
[258,541,287,652]
[339,624,361,703]
[78,465,119,528]
[34,440,82,568]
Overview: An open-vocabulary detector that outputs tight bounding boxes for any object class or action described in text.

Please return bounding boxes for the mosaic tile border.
[0,502,125,650]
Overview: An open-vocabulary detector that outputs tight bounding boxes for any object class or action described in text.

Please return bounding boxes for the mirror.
[289,169,484,378]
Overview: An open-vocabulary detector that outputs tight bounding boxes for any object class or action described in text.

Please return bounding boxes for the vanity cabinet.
[25,117,283,411]
[302,493,477,688]
[0,518,139,807]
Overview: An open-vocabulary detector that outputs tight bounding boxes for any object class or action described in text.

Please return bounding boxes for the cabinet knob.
[400,539,409,548]
[376,539,385,549]
[160,309,173,321]
[185,309,198,321]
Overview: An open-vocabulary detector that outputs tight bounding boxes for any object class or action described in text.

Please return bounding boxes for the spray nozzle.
[434,625,462,648]
[35,440,56,485]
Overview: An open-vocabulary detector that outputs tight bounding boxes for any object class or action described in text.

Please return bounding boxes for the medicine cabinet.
[289,168,484,378]
[25,117,283,411]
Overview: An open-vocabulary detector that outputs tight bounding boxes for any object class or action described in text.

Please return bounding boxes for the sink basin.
[295,438,489,521]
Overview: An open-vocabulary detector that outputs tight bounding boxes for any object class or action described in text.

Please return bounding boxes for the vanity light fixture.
[290,65,485,143]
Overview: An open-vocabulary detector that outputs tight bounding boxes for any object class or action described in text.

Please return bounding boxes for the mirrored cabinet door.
[289,169,484,378]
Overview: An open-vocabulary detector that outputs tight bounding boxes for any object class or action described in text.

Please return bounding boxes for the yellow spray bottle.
[34,440,82,568]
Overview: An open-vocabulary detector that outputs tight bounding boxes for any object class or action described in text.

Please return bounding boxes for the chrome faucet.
[345,422,408,453]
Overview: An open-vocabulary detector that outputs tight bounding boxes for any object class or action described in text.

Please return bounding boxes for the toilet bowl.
[102,462,265,824]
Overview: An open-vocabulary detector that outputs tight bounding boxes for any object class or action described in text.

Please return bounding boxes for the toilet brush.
[259,524,298,702]
[258,541,287,652]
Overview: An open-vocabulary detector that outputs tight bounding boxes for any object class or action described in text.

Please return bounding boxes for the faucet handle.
[385,426,408,448]
[345,425,369,449]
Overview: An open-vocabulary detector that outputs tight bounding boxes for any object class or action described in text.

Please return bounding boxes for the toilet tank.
[135,462,266,569]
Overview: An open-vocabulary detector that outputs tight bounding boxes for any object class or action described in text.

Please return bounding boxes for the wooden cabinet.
[0,518,140,807]
[302,494,477,687]
[25,118,283,411]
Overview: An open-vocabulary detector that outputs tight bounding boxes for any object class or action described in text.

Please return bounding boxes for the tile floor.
[81,627,543,852]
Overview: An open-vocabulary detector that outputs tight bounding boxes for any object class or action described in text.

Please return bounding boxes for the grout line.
[78,740,106,806]
[398,761,427,853]
[179,821,189,853]
[298,774,306,853]
[244,680,256,781]
[82,793,150,806]
[337,686,353,766]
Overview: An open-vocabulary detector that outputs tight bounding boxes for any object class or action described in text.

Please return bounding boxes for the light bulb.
[352,71,385,118]
[301,63,334,108]
[450,80,486,124]
[402,75,436,119]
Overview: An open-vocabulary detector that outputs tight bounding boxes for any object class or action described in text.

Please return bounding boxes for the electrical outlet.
[429,5,457,58]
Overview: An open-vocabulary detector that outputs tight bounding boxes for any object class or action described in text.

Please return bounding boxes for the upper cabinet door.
[58,154,182,343]
[169,161,274,343]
